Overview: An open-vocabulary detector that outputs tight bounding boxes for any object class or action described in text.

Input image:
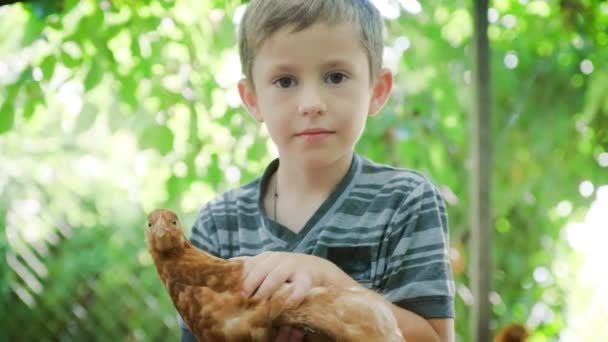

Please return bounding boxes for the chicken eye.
[147,223,151,228]
[172,221,177,225]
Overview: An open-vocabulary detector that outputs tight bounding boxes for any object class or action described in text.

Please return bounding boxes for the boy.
[181,0,455,341]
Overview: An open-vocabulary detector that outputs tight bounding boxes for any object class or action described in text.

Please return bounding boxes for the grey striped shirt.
[189,153,454,319]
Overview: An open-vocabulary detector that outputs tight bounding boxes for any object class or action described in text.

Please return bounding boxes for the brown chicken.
[494,323,529,342]
[146,208,405,342]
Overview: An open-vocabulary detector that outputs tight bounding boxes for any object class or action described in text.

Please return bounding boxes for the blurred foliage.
[0,0,607,341]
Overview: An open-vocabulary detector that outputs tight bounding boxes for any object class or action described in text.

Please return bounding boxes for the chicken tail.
[270,286,405,342]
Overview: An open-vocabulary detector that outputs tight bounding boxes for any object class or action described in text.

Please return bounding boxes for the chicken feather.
[494,323,528,342]
[146,208,405,342]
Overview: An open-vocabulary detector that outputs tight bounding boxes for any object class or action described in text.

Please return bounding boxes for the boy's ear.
[238,79,263,122]
[368,69,393,117]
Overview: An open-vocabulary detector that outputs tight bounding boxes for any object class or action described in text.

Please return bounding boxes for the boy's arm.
[241,251,453,341]
[327,266,454,342]
[379,180,455,341]
[391,305,454,342]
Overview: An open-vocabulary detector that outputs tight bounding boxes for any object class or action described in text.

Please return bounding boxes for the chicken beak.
[154,222,166,238]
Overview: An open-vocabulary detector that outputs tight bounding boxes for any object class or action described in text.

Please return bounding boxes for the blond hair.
[238,0,384,84]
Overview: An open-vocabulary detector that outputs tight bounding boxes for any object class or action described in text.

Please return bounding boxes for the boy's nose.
[297,86,327,115]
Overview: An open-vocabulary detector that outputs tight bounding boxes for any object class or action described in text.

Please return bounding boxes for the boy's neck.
[274,152,354,202]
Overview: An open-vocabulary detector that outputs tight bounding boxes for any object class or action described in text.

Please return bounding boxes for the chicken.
[494,323,528,342]
[145,208,405,342]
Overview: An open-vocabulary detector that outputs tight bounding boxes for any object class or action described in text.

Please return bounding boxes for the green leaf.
[0,99,15,134]
[246,140,266,160]
[82,11,104,33]
[60,49,80,68]
[39,54,56,81]
[22,10,45,43]
[22,98,41,121]
[120,77,139,110]
[165,174,181,204]
[0,84,20,134]
[138,124,174,155]
[207,153,223,186]
[84,63,104,91]
[160,0,175,9]
[30,0,65,19]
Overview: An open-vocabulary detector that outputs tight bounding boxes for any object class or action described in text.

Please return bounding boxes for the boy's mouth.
[295,128,335,136]
[295,128,335,143]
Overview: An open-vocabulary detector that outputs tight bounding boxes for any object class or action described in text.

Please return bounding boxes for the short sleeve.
[381,181,455,319]
[189,202,221,257]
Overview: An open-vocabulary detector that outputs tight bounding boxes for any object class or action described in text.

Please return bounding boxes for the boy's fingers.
[274,326,292,342]
[241,253,278,297]
[252,265,291,300]
[286,275,310,307]
[241,252,273,280]
[290,327,305,341]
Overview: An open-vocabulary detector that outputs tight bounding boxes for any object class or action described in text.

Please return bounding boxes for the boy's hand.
[274,326,306,342]
[234,251,359,342]
[237,251,340,305]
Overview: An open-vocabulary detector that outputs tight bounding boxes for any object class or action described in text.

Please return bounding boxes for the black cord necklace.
[273,174,279,221]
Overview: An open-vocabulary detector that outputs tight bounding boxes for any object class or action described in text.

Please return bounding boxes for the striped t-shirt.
[189,153,454,319]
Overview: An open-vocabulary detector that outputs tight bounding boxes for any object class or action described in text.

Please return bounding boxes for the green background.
[1,0,607,340]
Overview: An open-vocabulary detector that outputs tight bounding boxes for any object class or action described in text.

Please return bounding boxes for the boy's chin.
[285,151,353,170]
[301,158,331,170]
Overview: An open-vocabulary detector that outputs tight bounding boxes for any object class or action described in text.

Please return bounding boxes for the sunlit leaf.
[22,98,43,121]
[139,124,174,155]
[30,0,65,19]
[60,49,80,68]
[0,99,15,134]
[84,63,104,91]
[246,140,266,161]
[0,84,20,134]
[207,153,223,186]
[21,9,45,43]
[39,54,56,81]
[119,77,139,110]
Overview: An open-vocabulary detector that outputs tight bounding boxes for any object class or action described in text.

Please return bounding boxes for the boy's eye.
[273,77,296,89]
[325,72,347,85]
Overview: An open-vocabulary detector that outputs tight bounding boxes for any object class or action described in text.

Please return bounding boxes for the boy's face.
[239,22,392,168]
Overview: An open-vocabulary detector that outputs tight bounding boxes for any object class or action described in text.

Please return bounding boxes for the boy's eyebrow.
[266,59,357,74]
[266,63,298,74]
[321,59,357,70]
